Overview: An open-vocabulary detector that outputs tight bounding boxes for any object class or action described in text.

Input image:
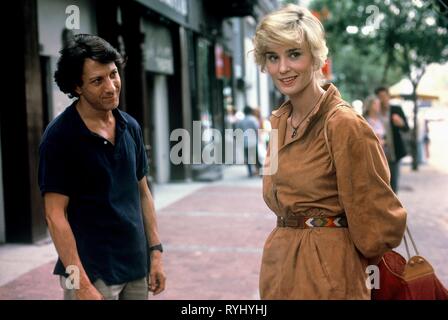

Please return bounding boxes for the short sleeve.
[328,107,407,259]
[38,140,71,196]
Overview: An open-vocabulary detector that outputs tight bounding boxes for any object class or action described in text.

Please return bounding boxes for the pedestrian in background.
[253,4,407,299]
[423,119,430,161]
[236,106,261,177]
[375,86,410,192]
[38,34,165,300]
[363,95,386,149]
[253,106,271,167]
[252,107,265,171]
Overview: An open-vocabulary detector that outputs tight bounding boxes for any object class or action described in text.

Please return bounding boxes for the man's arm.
[392,106,410,132]
[44,193,103,300]
[138,178,166,295]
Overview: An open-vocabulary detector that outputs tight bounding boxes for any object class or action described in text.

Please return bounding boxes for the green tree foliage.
[311,0,448,170]
[281,0,299,5]
[329,42,403,103]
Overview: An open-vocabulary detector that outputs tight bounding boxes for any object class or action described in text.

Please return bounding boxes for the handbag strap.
[403,226,420,260]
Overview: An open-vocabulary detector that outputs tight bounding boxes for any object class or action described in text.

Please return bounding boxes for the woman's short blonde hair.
[253,4,328,72]
[363,95,380,117]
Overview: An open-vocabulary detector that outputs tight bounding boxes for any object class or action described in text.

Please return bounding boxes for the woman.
[364,95,387,148]
[253,5,407,299]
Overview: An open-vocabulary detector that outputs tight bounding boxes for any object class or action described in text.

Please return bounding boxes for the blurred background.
[0,0,447,299]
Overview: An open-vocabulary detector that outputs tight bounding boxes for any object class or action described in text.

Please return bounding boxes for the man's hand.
[392,114,405,128]
[148,251,166,295]
[75,283,104,300]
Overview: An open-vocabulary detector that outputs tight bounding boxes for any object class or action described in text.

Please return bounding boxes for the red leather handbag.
[371,227,448,300]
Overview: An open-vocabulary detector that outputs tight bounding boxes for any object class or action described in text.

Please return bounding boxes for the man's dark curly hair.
[54,34,125,99]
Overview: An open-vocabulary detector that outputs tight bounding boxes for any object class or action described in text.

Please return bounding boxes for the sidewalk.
[0,162,447,299]
[392,163,448,287]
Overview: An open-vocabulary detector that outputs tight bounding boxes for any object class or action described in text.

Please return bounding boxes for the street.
[0,119,447,299]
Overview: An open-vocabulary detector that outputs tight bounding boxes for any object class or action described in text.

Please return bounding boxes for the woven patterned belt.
[277,214,348,229]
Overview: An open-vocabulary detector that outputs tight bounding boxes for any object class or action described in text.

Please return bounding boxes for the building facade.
[0,0,280,243]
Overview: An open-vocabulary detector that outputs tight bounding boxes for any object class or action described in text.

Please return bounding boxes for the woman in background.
[364,95,386,148]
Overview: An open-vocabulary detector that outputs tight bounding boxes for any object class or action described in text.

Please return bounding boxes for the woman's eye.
[267,55,278,62]
[290,51,301,59]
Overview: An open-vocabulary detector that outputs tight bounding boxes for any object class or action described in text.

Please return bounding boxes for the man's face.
[377,90,390,109]
[76,58,121,111]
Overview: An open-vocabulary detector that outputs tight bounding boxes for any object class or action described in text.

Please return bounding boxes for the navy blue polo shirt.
[38,102,149,285]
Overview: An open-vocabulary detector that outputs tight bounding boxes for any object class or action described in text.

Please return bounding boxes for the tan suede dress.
[260,84,407,299]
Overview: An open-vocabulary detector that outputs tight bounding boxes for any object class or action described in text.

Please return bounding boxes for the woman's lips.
[279,76,298,86]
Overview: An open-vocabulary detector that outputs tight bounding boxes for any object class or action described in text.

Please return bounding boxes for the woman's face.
[264,42,315,97]
[371,98,381,114]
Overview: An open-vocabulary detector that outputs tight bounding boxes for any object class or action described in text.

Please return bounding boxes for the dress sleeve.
[327,107,407,259]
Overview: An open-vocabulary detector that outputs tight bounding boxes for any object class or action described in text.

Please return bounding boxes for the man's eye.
[92,79,102,84]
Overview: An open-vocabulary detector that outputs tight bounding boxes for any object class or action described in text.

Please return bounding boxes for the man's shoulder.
[118,109,141,131]
[41,105,76,144]
[238,117,256,129]
[390,104,404,112]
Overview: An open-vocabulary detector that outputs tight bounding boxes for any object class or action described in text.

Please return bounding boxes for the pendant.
[291,128,297,138]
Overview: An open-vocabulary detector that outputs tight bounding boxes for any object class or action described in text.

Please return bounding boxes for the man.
[236,106,261,177]
[375,86,410,192]
[38,34,165,300]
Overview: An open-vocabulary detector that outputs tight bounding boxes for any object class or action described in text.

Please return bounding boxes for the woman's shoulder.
[326,103,374,141]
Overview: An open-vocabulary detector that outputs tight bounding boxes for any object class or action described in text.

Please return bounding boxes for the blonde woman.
[253,5,407,299]
[363,95,386,148]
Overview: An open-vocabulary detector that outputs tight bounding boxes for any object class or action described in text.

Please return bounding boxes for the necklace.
[290,93,324,138]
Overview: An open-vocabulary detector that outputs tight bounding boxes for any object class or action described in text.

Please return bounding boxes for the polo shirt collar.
[68,101,128,138]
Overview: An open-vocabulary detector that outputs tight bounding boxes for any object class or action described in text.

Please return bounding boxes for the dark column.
[120,1,154,190]
[0,0,46,242]
[120,1,147,125]
[168,26,186,181]
[95,0,120,50]
[95,0,128,113]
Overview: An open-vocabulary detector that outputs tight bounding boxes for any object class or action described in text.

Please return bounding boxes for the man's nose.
[104,77,117,93]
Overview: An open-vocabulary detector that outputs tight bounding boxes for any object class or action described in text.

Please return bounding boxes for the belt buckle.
[288,215,306,228]
[278,216,286,227]
[287,217,300,228]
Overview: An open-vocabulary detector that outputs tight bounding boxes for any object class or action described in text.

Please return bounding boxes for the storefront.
[136,0,228,181]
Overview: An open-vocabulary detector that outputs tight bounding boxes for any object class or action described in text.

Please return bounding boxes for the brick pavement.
[0,180,274,300]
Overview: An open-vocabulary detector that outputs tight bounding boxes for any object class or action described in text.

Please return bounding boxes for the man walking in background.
[237,106,261,177]
[375,86,410,192]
